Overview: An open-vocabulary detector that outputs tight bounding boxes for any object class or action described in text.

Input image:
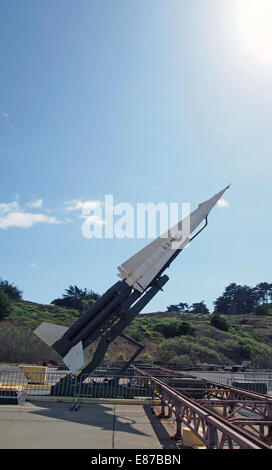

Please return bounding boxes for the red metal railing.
[134,366,272,449]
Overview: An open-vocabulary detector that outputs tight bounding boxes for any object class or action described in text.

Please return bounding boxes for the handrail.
[134,366,272,449]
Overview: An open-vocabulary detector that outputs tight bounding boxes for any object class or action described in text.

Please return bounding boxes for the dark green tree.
[167,304,182,313]
[0,287,11,320]
[51,285,100,311]
[254,282,272,304]
[254,305,268,316]
[189,301,209,314]
[0,278,23,301]
[178,302,189,312]
[214,283,256,315]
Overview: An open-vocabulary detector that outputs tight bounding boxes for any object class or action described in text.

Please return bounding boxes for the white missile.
[117,185,230,293]
[34,185,230,376]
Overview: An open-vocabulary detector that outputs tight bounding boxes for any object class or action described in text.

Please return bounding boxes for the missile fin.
[63,342,84,375]
[34,322,68,347]
[34,321,84,374]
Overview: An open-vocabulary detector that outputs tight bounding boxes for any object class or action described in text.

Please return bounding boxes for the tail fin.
[34,322,84,374]
[34,321,68,346]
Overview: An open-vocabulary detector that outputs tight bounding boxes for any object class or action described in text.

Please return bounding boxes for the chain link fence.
[0,365,152,404]
[1,364,272,404]
[182,369,272,393]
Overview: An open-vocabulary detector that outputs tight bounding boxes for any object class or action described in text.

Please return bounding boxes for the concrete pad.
[0,402,177,449]
[113,404,176,449]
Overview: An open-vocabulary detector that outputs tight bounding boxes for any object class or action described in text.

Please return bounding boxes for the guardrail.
[0,367,154,404]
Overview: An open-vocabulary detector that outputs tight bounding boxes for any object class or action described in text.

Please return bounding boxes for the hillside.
[1,300,272,368]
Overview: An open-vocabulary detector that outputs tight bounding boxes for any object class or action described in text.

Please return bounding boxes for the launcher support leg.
[117,332,144,376]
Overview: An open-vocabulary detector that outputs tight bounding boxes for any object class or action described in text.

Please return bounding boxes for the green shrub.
[0,288,11,320]
[0,321,60,363]
[239,341,252,360]
[178,321,196,337]
[251,343,272,368]
[141,352,153,363]
[210,313,229,332]
[153,318,180,338]
[229,324,258,342]
[126,326,142,342]
[157,336,224,364]
[217,338,252,362]
[153,318,195,338]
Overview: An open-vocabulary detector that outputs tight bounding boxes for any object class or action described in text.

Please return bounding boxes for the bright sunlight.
[236,0,272,64]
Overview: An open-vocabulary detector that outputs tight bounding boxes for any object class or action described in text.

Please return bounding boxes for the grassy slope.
[124,311,272,368]
[1,300,272,368]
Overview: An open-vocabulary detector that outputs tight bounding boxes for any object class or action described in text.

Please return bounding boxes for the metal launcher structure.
[34,185,230,397]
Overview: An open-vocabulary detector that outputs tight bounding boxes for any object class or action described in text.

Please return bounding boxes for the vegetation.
[1,277,272,368]
[168,282,272,316]
[210,313,229,332]
[0,288,11,320]
[167,301,209,314]
[51,285,100,311]
[0,278,23,301]
[1,300,272,367]
[214,282,272,315]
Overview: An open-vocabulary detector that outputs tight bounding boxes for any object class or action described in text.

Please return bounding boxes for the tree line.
[0,277,100,320]
[167,301,210,314]
[167,282,272,316]
[1,277,271,322]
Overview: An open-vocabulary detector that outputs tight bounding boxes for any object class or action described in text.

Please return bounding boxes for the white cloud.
[27,198,43,208]
[0,211,61,229]
[0,201,19,213]
[0,199,61,229]
[217,198,230,208]
[64,199,105,228]
[65,199,102,211]
[29,262,37,268]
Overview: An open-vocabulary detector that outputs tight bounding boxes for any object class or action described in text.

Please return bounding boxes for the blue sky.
[0,0,271,313]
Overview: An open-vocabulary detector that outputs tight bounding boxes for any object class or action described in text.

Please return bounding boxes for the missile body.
[117,185,230,292]
[34,185,230,374]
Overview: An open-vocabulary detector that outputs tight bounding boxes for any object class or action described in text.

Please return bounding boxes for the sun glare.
[236,0,272,64]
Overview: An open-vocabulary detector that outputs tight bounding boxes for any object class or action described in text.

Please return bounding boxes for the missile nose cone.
[197,184,231,216]
[118,184,231,293]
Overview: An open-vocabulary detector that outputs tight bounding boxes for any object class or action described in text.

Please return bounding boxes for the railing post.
[265,403,272,442]
[207,423,218,449]
[166,404,173,419]
[70,373,81,411]
[157,392,166,418]
[171,417,182,440]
